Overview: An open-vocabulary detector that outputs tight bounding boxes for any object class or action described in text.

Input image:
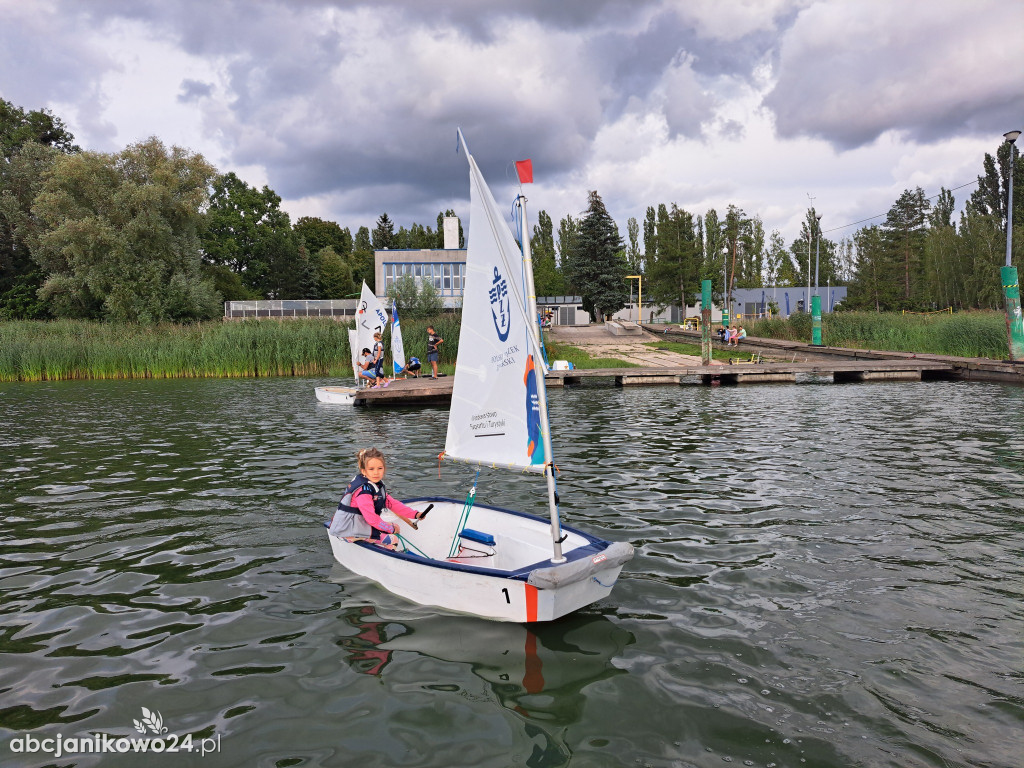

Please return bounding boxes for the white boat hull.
[315,386,357,405]
[326,498,633,622]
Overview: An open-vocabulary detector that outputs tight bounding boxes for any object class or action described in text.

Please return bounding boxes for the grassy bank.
[0,315,463,382]
[646,340,754,363]
[543,337,637,369]
[746,311,1008,359]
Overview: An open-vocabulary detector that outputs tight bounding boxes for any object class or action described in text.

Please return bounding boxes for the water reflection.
[332,575,634,728]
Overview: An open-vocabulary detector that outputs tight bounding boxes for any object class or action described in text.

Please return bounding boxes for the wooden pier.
[347,359,965,406]
[544,359,957,387]
[352,376,453,407]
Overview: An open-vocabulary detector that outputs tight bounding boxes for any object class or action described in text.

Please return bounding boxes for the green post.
[1001,266,1024,361]
[700,279,712,366]
[811,294,822,346]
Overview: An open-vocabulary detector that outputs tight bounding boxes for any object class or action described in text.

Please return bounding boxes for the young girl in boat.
[328,448,427,549]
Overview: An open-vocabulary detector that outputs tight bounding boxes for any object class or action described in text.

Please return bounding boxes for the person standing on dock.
[426,326,443,379]
[371,332,388,388]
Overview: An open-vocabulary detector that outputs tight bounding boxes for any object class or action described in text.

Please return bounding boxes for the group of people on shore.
[357,326,444,388]
[718,325,746,346]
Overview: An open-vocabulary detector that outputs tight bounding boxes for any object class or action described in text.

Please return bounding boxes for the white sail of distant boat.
[391,299,406,377]
[324,132,632,621]
[314,327,362,405]
[356,281,389,361]
[349,329,360,383]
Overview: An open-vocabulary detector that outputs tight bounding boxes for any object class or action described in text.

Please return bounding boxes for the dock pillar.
[1001,266,1024,361]
[700,279,712,365]
[811,294,822,346]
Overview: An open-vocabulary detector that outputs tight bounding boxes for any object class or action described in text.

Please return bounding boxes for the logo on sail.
[489,266,511,342]
[524,354,544,464]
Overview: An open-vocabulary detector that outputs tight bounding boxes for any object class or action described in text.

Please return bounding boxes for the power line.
[820,179,979,234]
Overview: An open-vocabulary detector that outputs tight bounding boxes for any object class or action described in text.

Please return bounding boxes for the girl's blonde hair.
[357,447,386,471]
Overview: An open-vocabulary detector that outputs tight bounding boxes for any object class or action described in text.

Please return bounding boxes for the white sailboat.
[316,285,388,405]
[325,133,633,622]
[315,328,360,404]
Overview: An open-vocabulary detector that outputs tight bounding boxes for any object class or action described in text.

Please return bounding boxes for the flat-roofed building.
[374,215,467,307]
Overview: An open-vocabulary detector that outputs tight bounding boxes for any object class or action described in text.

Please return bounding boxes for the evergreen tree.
[883,187,930,305]
[372,213,395,250]
[564,190,629,320]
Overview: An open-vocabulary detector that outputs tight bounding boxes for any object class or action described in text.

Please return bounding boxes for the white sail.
[348,329,360,383]
[444,142,546,473]
[391,299,406,376]
[356,281,389,364]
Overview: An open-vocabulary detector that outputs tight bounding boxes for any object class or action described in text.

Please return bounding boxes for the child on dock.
[358,348,376,385]
[328,448,428,549]
[426,326,443,378]
[371,332,388,388]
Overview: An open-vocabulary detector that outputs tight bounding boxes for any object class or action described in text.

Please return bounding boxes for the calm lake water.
[1,376,1022,768]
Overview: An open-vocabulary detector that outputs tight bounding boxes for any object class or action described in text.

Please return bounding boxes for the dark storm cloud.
[18,0,777,220]
[0,3,116,111]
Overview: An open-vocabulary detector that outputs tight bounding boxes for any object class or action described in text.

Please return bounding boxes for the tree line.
[2,96,1020,324]
[534,140,1021,319]
[0,98,463,322]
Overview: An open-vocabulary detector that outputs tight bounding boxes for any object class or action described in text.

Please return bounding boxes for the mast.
[517,194,565,564]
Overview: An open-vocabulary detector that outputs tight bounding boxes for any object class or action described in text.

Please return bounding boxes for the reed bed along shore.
[0,315,464,382]
[747,310,1009,359]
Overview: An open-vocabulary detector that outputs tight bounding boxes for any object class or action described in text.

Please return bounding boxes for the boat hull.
[315,386,357,405]
[326,498,632,622]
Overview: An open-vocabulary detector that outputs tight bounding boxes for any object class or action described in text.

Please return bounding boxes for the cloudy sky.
[2,0,1021,248]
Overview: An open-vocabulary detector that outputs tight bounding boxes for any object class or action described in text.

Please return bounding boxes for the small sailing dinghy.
[325,133,633,622]
[315,329,361,405]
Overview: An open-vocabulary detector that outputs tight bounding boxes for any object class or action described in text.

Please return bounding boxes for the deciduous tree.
[31,137,220,322]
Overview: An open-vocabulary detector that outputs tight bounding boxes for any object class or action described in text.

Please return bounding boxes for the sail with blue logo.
[444,135,547,473]
[391,299,406,376]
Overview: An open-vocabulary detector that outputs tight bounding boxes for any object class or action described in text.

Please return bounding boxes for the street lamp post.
[1001,130,1024,360]
[812,213,823,345]
[814,214,822,295]
[626,275,642,326]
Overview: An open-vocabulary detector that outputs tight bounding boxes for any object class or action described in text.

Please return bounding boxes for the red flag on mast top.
[515,159,533,184]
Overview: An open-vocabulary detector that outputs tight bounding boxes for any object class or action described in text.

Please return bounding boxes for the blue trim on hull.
[324,496,615,582]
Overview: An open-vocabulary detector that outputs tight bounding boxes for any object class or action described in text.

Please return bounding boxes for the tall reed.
[0,314,471,382]
[746,311,1008,359]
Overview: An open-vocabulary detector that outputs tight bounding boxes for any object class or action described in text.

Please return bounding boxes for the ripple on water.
[1,377,1023,767]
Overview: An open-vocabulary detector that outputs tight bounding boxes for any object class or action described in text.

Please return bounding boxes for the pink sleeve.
[352,488,394,533]
[385,494,418,521]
